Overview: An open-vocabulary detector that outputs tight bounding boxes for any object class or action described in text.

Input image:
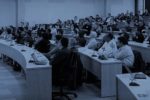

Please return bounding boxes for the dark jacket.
[52,48,83,89]
[35,39,50,53]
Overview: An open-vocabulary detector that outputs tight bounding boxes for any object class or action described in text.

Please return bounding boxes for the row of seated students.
[1,12,150,43]
[0,10,149,69]
[0,14,148,100]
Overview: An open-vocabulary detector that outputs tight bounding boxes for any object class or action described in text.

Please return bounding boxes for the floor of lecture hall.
[0,60,116,100]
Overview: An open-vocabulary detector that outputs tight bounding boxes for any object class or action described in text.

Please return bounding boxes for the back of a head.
[61,37,69,48]
[107,33,114,40]
[55,34,62,41]
[7,28,11,34]
[103,33,113,42]
[123,33,129,41]
[42,33,50,40]
[78,31,85,38]
[79,38,86,47]
[118,36,128,45]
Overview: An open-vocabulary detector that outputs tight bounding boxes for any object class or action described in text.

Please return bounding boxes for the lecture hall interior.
[0,0,150,100]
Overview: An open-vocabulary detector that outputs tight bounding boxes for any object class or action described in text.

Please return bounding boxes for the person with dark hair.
[132,31,145,43]
[6,28,13,40]
[60,37,69,48]
[98,33,117,58]
[0,29,3,35]
[55,34,62,44]
[52,37,83,89]
[57,28,63,35]
[15,30,24,44]
[119,28,130,41]
[46,28,52,40]
[76,31,86,47]
[44,35,63,60]
[1,28,13,40]
[51,37,70,80]
[51,24,57,40]
[115,36,134,67]
[82,21,92,36]
[142,9,150,16]
[35,33,51,53]
[24,30,34,47]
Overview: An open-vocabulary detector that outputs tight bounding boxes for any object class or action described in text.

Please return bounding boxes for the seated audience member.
[15,30,24,44]
[24,30,34,47]
[82,21,92,36]
[0,29,3,35]
[69,37,77,49]
[57,25,64,35]
[86,29,97,50]
[54,34,62,47]
[74,16,79,23]
[52,37,83,88]
[76,31,86,47]
[51,37,70,65]
[35,33,51,53]
[51,37,70,83]
[138,20,145,32]
[119,28,130,41]
[142,9,150,16]
[105,13,113,24]
[44,34,62,59]
[98,33,117,58]
[115,36,134,68]
[132,31,145,43]
[95,24,103,36]
[34,29,43,44]
[46,29,52,40]
[1,28,13,40]
[6,28,13,40]
[51,24,57,39]
[107,17,117,31]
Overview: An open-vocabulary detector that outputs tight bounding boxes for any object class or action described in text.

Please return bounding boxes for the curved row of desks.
[0,39,51,100]
[78,47,122,97]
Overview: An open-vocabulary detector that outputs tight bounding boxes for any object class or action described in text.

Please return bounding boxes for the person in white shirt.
[115,36,134,68]
[1,28,13,40]
[0,29,7,38]
[86,29,97,50]
[98,33,117,58]
[51,24,57,40]
[74,16,79,23]
[105,13,113,24]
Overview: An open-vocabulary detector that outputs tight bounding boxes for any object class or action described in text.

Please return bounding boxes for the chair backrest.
[133,50,145,72]
[65,50,83,89]
[52,49,83,89]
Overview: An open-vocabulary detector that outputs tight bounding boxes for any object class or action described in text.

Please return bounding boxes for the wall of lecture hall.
[0,0,139,27]
[23,0,105,25]
[106,0,135,16]
[0,0,16,27]
[138,0,145,14]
